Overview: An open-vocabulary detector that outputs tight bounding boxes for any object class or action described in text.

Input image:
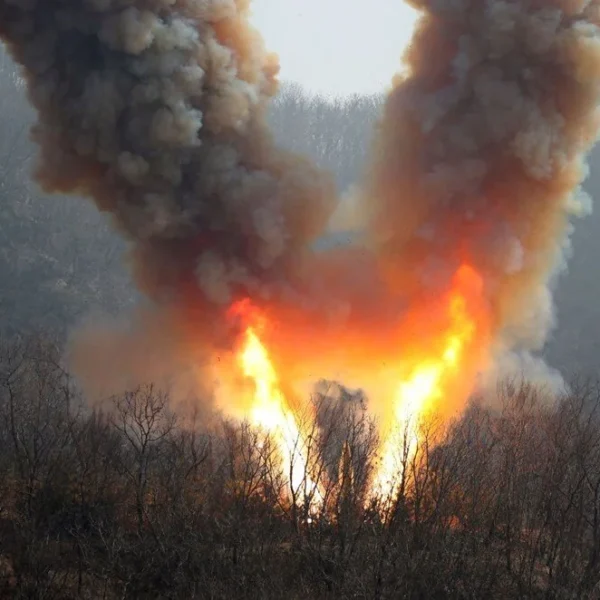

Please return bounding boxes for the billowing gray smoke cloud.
[357,0,600,375]
[0,0,335,329]
[4,0,600,413]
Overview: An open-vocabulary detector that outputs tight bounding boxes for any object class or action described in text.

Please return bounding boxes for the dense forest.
[2,338,600,598]
[4,45,600,598]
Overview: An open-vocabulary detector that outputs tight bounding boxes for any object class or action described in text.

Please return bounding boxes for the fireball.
[226,263,490,507]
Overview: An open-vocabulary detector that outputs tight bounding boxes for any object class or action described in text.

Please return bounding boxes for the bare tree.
[110,385,176,534]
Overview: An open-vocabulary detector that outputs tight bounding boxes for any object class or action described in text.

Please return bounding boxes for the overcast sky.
[250,0,419,97]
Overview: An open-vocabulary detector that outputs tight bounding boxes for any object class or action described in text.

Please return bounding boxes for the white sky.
[250,0,419,97]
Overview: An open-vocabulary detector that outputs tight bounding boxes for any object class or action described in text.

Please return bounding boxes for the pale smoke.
[1,0,600,401]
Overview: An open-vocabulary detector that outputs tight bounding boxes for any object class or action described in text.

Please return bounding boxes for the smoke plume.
[0,0,335,337]
[361,0,600,366]
[2,0,600,408]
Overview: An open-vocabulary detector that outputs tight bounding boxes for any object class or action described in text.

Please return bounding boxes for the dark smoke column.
[0,0,334,325]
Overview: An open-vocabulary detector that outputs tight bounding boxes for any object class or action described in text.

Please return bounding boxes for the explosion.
[2,0,600,510]
[226,264,489,504]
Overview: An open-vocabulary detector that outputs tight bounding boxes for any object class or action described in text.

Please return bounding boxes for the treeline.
[0,335,600,598]
[267,81,382,191]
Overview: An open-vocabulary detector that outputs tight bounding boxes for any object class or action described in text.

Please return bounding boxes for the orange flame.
[372,264,487,498]
[227,264,489,509]
[230,300,323,507]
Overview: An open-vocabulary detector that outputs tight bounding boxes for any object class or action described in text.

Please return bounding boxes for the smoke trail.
[0,0,335,343]
[359,0,600,370]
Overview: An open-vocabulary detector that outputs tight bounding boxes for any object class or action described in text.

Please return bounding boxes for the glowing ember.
[372,265,484,499]
[231,301,323,506]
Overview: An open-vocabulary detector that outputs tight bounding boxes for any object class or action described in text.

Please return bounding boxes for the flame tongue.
[239,327,285,430]
[232,302,323,506]
[373,265,488,498]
